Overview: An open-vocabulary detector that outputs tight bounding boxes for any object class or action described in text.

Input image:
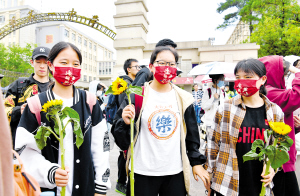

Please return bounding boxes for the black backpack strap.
[222,89,225,97]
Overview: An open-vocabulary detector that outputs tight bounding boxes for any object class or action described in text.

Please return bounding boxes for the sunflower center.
[118,84,123,88]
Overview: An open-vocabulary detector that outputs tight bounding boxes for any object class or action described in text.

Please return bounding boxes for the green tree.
[246,0,300,57]
[0,43,36,87]
[217,0,253,32]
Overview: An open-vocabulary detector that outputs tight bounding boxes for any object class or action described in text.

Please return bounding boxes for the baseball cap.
[32,46,50,60]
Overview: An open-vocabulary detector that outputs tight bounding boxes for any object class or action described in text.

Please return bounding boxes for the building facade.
[226,20,251,45]
[0,0,115,88]
[35,22,114,87]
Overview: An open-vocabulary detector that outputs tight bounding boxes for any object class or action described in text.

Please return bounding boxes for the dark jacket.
[131,67,150,87]
[4,73,49,147]
[15,86,110,195]
[117,75,133,108]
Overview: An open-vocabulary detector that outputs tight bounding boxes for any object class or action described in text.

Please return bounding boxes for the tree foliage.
[0,43,35,73]
[0,43,36,87]
[247,0,300,57]
[217,0,249,30]
[217,0,300,57]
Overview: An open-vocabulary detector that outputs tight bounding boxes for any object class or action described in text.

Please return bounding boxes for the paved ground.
[107,137,207,196]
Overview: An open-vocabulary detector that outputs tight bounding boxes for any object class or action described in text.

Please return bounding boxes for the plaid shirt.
[192,90,203,107]
[205,94,284,196]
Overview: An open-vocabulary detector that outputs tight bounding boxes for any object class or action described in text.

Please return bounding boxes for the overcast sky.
[25,0,236,52]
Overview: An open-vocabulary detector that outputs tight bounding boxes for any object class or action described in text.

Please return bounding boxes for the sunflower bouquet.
[105,77,143,196]
[243,122,293,196]
[34,99,83,196]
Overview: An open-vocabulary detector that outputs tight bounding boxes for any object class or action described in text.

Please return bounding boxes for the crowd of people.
[1,38,300,196]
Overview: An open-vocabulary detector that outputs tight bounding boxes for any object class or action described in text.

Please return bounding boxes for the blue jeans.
[194,105,201,124]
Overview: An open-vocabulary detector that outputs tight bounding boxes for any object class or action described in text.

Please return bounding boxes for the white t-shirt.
[132,87,183,176]
[53,93,74,196]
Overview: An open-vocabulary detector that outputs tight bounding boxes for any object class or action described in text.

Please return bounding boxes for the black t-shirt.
[236,104,269,196]
[33,78,50,92]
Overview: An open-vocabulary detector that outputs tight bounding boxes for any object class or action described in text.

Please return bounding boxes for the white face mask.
[96,91,103,97]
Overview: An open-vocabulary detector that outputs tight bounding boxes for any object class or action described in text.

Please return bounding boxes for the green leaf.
[251,139,264,152]
[243,151,260,162]
[258,149,266,161]
[279,136,294,149]
[34,126,53,150]
[105,85,114,95]
[61,107,83,148]
[127,85,143,96]
[265,145,276,163]
[271,148,290,170]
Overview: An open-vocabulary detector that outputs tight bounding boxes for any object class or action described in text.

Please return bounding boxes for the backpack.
[207,88,225,99]
[105,94,118,124]
[27,91,96,126]
[135,86,145,118]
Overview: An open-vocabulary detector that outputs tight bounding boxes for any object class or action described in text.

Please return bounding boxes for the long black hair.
[234,59,267,95]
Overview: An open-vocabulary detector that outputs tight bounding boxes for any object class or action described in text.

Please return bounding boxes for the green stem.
[260,138,278,196]
[45,127,60,141]
[127,93,134,196]
[55,113,66,196]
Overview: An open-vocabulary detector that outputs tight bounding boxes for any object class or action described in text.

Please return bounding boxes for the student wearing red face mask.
[111,46,209,196]
[205,59,284,196]
[15,42,110,196]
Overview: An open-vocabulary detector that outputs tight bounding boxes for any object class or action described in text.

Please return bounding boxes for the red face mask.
[53,66,81,86]
[234,79,261,97]
[153,66,177,84]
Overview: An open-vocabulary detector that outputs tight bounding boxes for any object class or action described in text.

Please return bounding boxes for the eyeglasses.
[154,60,178,67]
[130,66,141,70]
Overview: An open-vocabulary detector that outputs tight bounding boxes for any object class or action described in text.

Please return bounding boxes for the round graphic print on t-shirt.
[148,108,179,140]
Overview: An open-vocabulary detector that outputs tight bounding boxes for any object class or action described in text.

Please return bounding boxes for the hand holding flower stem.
[243,122,293,196]
[105,77,143,196]
[35,99,84,196]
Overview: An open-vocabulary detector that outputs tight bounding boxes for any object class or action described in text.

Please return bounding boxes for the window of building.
[105,51,107,57]
[109,53,110,58]
[14,0,17,6]
[84,64,87,70]
[94,77,96,80]
[72,33,76,41]
[89,76,92,82]
[84,75,87,82]
[94,45,96,51]
[78,36,82,44]
[89,42,92,49]
[84,39,87,47]
[64,29,69,37]
[0,15,5,23]
[109,67,111,74]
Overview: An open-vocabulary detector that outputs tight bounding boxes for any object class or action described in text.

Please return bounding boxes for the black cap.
[32,46,50,60]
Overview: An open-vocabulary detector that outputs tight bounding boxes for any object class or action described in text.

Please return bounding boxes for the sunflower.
[41,99,63,115]
[111,77,128,95]
[269,122,292,136]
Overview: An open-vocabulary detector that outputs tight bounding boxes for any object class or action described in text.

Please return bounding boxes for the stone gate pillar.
[113,0,149,78]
